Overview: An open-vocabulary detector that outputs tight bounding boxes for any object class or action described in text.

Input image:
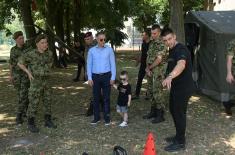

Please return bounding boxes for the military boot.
[143,106,157,119]
[28,117,39,133]
[151,108,165,124]
[45,114,57,128]
[16,113,23,125]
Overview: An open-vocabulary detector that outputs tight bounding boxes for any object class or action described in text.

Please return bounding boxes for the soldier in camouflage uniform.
[18,34,56,133]
[225,39,235,116]
[143,24,168,123]
[9,31,30,125]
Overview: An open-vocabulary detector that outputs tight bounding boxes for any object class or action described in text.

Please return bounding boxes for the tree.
[168,0,185,43]
[19,0,36,44]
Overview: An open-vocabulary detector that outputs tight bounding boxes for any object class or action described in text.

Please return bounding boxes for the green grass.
[0,52,235,155]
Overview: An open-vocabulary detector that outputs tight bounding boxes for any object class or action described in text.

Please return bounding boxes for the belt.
[92,71,111,76]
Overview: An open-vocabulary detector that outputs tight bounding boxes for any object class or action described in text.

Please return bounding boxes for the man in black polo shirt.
[161,27,194,152]
[132,29,151,99]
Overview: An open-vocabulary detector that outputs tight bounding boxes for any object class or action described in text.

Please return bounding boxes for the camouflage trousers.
[147,76,153,99]
[27,77,51,118]
[13,73,30,114]
[151,72,168,109]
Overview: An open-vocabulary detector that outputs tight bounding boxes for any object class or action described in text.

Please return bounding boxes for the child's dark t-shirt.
[117,83,131,106]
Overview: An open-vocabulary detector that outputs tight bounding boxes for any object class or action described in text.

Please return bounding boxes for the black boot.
[223,101,233,116]
[86,100,94,117]
[143,106,156,119]
[28,117,39,133]
[45,114,57,128]
[16,113,23,125]
[152,108,165,124]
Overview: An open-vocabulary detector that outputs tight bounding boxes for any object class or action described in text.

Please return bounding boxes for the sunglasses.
[99,38,106,42]
[120,78,126,81]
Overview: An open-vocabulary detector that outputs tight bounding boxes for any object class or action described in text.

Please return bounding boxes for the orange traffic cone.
[143,132,157,155]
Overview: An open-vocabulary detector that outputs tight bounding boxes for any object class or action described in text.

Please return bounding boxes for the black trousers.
[75,63,85,80]
[169,90,192,144]
[135,63,146,96]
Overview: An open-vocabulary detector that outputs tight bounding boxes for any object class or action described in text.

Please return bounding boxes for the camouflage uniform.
[146,38,168,109]
[9,45,30,115]
[19,49,53,118]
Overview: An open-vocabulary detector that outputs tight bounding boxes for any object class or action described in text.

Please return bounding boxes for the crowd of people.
[8,24,235,152]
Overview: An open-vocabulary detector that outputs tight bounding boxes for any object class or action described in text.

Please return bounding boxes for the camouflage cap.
[13,31,23,40]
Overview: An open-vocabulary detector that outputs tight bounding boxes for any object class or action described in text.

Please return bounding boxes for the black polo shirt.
[166,43,194,92]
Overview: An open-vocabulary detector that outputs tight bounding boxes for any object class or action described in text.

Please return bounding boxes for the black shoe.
[16,113,23,125]
[164,141,185,152]
[151,109,165,124]
[165,136,176,143]
[223,101,233,116]
[105,120,111,126]
[225,107,232,116]
[28,117,39,133]
[90,119,100,125]
[143,107,157,119]
[44,115,57,128]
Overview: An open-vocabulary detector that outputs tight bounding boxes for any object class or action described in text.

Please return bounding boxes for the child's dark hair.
[120,70,128,76]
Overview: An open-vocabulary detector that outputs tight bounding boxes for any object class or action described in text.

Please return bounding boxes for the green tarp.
[185,11,235,102]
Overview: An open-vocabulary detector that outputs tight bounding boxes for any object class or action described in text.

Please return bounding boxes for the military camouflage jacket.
[19,49,53,77]
[9,45,30,74]
[146,38,167,67]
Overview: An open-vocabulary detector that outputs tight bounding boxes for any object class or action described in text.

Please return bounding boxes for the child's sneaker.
[119,121,128,127]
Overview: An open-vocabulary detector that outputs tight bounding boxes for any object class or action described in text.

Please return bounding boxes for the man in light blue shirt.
[87,31,116,125]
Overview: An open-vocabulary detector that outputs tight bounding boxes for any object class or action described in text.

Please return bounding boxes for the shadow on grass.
[0,52,235,154]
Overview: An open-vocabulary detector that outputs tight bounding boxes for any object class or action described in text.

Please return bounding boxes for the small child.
[113,71,131,127]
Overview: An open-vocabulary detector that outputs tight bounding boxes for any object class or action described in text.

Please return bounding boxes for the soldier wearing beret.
[84,32,99,116]
[9,31,30,125]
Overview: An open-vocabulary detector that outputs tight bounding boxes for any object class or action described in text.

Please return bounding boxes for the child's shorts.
[116,105,128,113]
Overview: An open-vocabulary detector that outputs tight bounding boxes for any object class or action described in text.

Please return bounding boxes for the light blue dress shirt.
[87,45,116,80]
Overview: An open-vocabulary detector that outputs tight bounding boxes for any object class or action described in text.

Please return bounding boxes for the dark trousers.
[169,90,191,144]
[135,63,146,96]
[92,72,111,122]
[75,63,85,80]
[59,56,67,68]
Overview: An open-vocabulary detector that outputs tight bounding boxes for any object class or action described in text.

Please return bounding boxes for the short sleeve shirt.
[117,83,131,106]
[166,43,194,92]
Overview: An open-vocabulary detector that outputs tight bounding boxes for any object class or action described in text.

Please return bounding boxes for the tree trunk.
[73,0,81,40]
[65,6,71,46]
[204,0,214,11]
[168,0,185,44]
[19,0,36,45]
[45,0,59,67]
[55,0,65,43]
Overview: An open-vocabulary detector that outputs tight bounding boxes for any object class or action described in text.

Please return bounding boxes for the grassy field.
[0,52,235,155]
